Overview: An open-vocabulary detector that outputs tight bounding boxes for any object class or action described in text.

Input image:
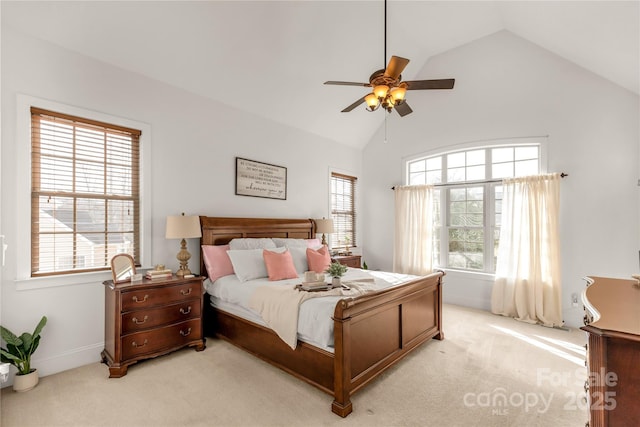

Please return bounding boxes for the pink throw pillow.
[263,249,298,281]
[202,244,234,282]
[305,238,322,248]
[306,246,331,273]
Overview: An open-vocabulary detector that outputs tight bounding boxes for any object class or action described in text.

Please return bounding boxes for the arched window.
[406,142,542,273]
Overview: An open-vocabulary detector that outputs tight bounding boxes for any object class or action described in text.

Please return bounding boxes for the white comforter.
[204,268,419,351]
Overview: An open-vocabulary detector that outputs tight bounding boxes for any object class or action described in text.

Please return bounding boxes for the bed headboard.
[199,216,316,278]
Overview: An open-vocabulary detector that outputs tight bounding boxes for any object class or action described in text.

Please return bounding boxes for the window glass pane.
[447,167,465,182]
[515,159,538,176]
[495,185,503,227]
[466,149,485,166]
[426,170,442,185]
[492,147,513,163]
[426,157,441,170]
[448,152,465,168]
[468,186,483,200]
[515,145,538,161]
[40,157,73,192]
[466,165,484,181]
[75,160,105,194]
[492,162,513,179]
[448,228,484,270]
[409,160,425,173]
[449,188,466,201]
[409,172,425,185]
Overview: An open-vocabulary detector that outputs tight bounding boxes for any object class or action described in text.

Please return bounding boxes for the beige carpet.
[1,304,588,426]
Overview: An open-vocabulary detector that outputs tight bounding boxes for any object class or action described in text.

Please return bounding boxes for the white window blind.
[330,172,357,248]
[31,107,141,277]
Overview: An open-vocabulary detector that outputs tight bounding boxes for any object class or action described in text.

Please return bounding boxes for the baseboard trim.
[33,342,103,378]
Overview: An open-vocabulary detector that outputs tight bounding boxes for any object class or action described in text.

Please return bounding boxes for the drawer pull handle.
[132,315,149,325]
[180,328,192,337]
[132,339,148,348]
[180,306,192,315]
[584,380,589,393]
[133,295,149,303]
[180,288,192,296]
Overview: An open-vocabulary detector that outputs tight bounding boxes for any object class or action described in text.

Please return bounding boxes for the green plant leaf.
[0,348,22,363]
[0,326,22,347]
[32,316,47,339]
[20,333,34,354]
[31,336,41,355]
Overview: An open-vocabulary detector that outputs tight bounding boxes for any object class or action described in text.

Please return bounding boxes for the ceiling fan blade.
[324,81,370,87]
[404,79,455,90]
[395,101,413,117]
[384,56,410,80]
[341,96,367,112]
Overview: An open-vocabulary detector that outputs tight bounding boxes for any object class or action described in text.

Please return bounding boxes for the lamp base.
[175,267,192,278]
[176,239,192,278]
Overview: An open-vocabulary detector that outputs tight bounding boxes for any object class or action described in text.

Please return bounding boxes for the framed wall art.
[235,157,287,200]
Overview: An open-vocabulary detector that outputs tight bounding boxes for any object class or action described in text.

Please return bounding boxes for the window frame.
[30,107,142,277]
[329,171,357,250]
[404,138,547,275]
[15,95,152,290]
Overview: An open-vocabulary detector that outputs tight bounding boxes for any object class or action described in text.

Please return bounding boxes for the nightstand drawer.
[333,255,361,269]
[121,300,201,334]
[121,281,199,312]
[122,319,201,360]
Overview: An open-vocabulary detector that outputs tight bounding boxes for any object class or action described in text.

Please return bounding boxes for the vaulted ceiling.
[3,1,638,148]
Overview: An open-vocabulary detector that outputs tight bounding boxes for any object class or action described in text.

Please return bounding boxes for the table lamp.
[165,213,202,277]
[314,218,334,246]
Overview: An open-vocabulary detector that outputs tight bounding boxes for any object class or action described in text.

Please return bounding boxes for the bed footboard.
[331,270,444,417]
[203,270,444,418]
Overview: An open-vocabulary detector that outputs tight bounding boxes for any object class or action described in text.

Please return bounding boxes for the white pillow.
[229,238,276,250]
[272,238,307,248]
[227,247,286,282]
[287,246,309,273]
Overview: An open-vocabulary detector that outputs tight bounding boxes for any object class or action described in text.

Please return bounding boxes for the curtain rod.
[391,173,568,190]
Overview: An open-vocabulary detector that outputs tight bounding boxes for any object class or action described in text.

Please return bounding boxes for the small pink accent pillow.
[202,244,234,282]
[263,249,298,281]
[306,246,331,273]
[306,238,322,248]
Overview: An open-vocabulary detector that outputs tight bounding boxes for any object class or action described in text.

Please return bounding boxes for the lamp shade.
[165,214,202,239]
[315,218,334,234]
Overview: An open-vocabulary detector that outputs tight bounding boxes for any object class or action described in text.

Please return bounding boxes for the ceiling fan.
[324,0,455,117]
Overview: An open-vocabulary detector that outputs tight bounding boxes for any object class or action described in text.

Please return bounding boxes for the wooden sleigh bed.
[199,216,444,417]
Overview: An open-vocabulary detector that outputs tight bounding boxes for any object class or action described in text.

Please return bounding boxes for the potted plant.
[1,315,47,392]
[326,262,348,286]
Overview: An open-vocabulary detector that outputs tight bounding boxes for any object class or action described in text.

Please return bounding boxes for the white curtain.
[491,173,563,327]
[393,185,434,275]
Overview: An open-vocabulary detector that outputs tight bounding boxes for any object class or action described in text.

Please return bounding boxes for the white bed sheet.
[204,268,419,352]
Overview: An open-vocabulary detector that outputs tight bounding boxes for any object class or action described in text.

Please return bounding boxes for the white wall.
[0,28,361,382]
[362,30,639,328]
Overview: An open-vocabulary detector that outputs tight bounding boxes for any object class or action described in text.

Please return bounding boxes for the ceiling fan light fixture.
[365,93,380,111]
[382,95,395,112]
[390,86,406,103]
[373,85,389,99]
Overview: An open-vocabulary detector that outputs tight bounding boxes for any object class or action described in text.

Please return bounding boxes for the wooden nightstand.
[332,255,362,269]
[101,275,205,378]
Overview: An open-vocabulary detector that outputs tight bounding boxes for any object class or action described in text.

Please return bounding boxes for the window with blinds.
[31,107,141,277]
[330,172,357,249]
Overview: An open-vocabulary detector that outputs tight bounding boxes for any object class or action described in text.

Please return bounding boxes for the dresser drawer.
[121,319,201,360]
[121,281,199,312]
[121,300,201,334]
